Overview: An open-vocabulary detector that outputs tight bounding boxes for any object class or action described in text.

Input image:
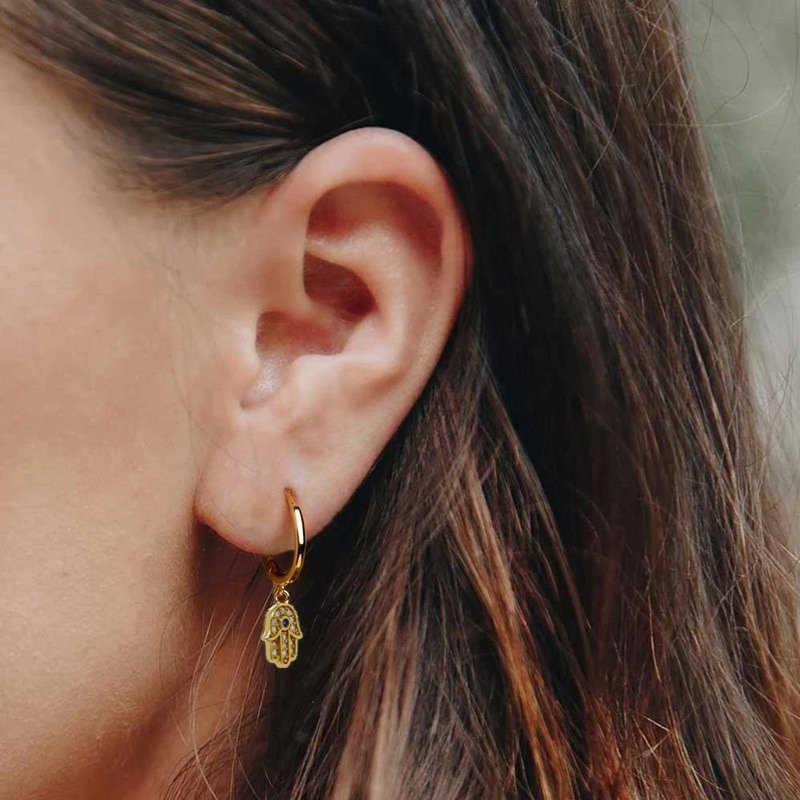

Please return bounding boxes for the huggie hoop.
[262,488,306,589]
[260,488,306,668]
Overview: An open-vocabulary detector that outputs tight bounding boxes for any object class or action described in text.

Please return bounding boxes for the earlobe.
[193,127,471,556]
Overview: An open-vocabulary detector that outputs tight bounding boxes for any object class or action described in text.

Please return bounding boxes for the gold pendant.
[261,593,303,668]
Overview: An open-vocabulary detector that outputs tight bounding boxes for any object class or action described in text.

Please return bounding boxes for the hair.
[3,1,800,798]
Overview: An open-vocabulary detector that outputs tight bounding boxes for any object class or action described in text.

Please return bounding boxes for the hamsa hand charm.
[261,598,303,668]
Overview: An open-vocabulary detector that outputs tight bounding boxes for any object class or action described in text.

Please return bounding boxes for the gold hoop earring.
[260,488,306,668]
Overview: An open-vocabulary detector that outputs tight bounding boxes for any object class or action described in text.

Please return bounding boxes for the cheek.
[0,190,202,793]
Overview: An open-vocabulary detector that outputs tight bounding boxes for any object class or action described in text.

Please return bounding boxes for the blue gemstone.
[282,618,289,628]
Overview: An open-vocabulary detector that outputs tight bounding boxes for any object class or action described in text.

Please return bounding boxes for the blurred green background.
[682,0,800,530]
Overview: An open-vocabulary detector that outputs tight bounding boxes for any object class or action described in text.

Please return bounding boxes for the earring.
[260,488,306,668]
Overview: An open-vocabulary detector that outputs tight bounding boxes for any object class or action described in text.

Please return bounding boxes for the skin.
[0,51,470,799]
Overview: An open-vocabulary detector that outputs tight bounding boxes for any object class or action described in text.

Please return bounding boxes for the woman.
[1,1,799,798]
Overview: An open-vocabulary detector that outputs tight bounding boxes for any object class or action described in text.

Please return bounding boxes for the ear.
[194,127,472,555]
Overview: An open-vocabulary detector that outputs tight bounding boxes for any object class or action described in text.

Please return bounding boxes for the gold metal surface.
[260,488,306,667]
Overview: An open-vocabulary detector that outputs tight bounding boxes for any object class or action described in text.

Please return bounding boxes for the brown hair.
[3,1,800,797]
